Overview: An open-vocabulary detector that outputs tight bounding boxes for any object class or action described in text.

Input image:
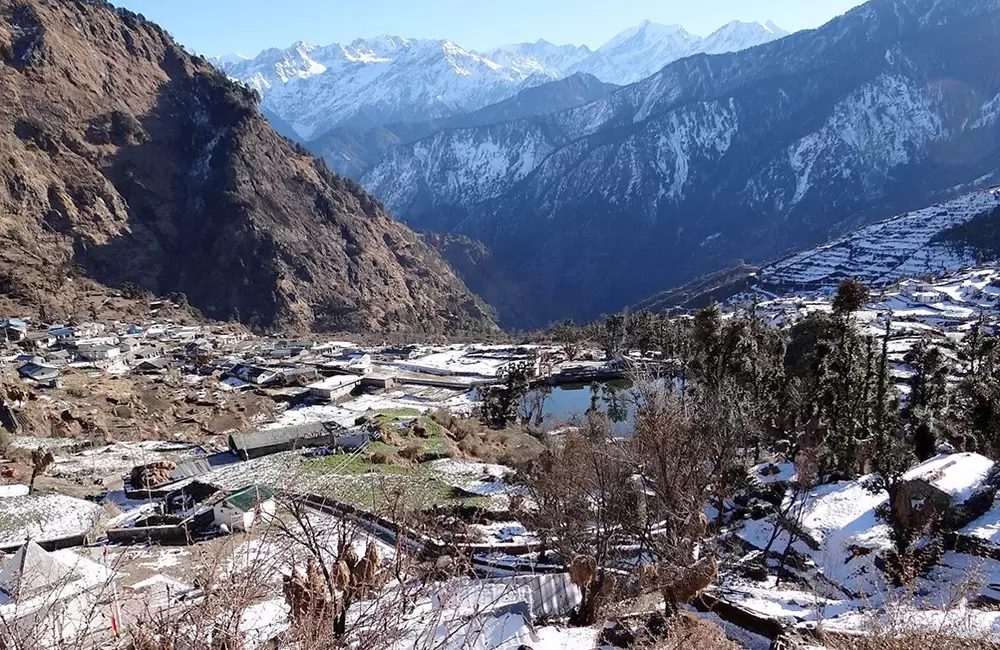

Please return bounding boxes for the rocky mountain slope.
[0,0,495,335]
[363,0,1000,327]
[309,73,618,178]
[219,22,787,143]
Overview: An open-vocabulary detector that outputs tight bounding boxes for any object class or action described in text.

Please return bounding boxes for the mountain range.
[214,20,788,140]
[0,0,494,335]
[358,0,1000,328]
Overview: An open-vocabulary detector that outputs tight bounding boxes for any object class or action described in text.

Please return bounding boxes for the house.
[132,345,164,361]
[226,364,280,386]
[268,347,302,359]
[43,349,72,367]
[0,320,28,343]
[0,540,79,602]
[307,374,362,401]
[212,484,277,532]
[321,350,373,375]
[0,541,114,648]
[361,373,396,390]
[22,331,55,350]
[228,421,347,460]
[278,366,319,385]
[119,337,140,354]
[48,327,74,341]
[186,338,215,360]
[17,363,60,385]
[135,357,171,374]
[76,343,121,361]
[72,322,105,338]
[899,452,998,529]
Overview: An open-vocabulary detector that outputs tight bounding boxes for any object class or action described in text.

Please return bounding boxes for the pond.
[521,379,641,435]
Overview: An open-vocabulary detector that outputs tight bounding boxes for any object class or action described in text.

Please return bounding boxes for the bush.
[398,444,423,461]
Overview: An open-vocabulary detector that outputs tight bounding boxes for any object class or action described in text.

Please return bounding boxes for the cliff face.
[0,0,495,334]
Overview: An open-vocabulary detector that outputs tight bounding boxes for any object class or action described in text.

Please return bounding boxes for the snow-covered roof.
[0,541,77,601]
[902,453,995,503]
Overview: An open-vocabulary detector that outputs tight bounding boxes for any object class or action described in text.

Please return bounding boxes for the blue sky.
[113,0,868,57]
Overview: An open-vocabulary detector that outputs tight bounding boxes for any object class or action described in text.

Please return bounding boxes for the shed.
[213,484,277,532]
[0,320,27,343]
[228,421,346,460]
[900,452,998,529]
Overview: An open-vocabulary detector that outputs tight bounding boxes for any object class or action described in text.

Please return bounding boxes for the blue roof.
[1,319,28,329]
[49,327,73,337]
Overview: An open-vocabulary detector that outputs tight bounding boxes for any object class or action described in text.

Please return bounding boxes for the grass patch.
[372,408,421,423]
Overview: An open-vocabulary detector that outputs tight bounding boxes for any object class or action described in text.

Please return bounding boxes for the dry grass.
[430,409,544,466]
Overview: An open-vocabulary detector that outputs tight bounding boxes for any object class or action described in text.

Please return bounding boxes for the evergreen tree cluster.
[545,280,1000,477]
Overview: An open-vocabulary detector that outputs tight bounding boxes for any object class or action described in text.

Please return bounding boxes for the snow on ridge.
[759,187,1000,289]
[219,19,789,138]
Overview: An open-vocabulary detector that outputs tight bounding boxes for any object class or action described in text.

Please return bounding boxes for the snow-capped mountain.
[361,0,1000,328]
[309,73,617,179]
[492,21,790,85]
[219,36,556,139]
[571,21,703,84]
[217,21,788,140]
[699,20,788,55]
[487,40,593,77]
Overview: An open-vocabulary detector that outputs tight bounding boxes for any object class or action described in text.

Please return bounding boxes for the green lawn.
[300,418,482,511]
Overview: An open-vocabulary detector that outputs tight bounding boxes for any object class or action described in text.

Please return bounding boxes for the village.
[2,268,1000,648]
[0,298,630,649]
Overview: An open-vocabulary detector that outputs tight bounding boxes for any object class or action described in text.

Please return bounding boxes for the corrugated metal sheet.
[169,458,213,481]
[228,421,346,454]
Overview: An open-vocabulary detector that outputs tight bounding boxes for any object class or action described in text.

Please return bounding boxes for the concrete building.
[212,484,277,532]
[308,374,362,401]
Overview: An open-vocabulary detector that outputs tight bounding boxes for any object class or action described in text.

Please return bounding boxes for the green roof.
[224,484,277,512]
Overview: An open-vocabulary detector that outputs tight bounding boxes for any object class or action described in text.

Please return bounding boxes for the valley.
[5,0,1000,648]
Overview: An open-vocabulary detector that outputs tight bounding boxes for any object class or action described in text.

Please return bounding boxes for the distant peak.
[764,20,789,36]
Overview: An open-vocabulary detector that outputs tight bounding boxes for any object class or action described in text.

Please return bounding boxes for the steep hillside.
[631,187,1000,312]
[757,188,1000,290]
[0,0,495,335]
[364,0,1000,327]
[308,73,618,178]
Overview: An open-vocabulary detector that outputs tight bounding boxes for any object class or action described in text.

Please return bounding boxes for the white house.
[77,344,121,361]
[213,485,277,533]
[307,374,362,401]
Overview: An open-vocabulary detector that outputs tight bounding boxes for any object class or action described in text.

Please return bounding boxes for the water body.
[522,379,640,435]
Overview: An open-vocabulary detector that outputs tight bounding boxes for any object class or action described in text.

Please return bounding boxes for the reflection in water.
[521,380,639,435]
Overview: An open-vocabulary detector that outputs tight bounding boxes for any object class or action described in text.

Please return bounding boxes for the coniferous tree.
[903,339,951,460]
